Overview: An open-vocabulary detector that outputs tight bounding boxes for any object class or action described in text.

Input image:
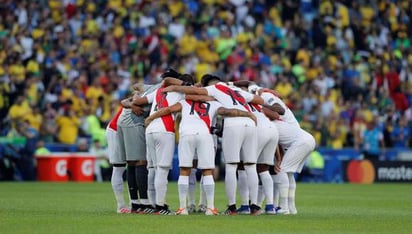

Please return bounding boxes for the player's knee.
[179,167,191,176]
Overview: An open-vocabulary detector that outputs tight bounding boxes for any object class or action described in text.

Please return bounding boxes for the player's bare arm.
[249,95,265,105]
[264,103,285,115]
[185,95,215,102]
[262,106,280,120]
[120,96,133,108]
[274,145,282,173]
[162,77,183,87]
[144,103,182,127]
[163,85,208,95]
[217,107,257,125]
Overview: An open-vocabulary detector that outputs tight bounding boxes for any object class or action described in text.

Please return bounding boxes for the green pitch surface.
[1,182,412,234]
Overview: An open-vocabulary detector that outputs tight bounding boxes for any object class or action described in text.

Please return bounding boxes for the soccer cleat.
[131,204,142,214]
[117,207,131,214]
[236,205,251,215]
[250,204,263,216]
[197,204,207,213]
[205,208,219,216]
[139,205,156,214]
[222,205,238,215]
[275,206,290,215]
[289,207,298,215]
[188,204,196,213]
[154,205,175,215]
[264,204,276,215]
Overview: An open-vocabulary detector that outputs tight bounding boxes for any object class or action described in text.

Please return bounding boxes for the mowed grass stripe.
[1,183,411,234]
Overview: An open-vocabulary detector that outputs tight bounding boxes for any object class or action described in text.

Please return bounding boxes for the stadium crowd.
[1,0,412,176]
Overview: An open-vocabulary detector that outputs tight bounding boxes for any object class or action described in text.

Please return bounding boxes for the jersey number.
[189,102,210,116]
[227,90,246,106]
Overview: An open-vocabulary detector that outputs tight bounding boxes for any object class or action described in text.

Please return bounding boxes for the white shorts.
[146,132,175,168]
[280,129,316,173]
[106,128,125,164]
[222,125,257,164]
[256,126,279,165]
[178,134,215,169]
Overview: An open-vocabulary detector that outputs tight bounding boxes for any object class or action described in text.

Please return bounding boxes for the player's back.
[261,91,299,127]
[179,100,222,136]
[146,87,184,133]
[205,83,254,127]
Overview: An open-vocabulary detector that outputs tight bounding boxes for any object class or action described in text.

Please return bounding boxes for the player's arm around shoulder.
[217,107,257,125]
[144,102,182,127]
[163,85,208,95]
[186,94,215,102]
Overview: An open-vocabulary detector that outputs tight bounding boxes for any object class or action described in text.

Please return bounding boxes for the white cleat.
[117,207,131,214]
[205,208,219,216]
[289,207,298,215]
[176,208,189,215]
[275,207,290,215]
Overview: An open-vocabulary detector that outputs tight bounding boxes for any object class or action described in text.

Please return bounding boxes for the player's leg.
[236,162,250,214]
[188,159,198,213]
[133,125,151,211]
[146,133,156,209]
[197,134,218,215]
[288,131,316,215]
[107,127,129,213]
[257,127,278,214]
[221,126,242,215]
[176,135,195,215]
[241,125,260,215]
[154,132,175,215]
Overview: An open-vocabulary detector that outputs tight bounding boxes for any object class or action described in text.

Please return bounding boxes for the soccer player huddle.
[106,69,315,216]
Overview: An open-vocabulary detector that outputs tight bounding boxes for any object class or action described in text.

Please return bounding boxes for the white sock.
[225,164,238,206]
[257,185,265,207]
[155,167,169,206]
[275,172,289,210]
[148,167,156,206]
[237,169,249,206]
[202,175,215,209]
[111,166,126,209]
[259,171,274,205]
[188,169,197,206]
[178,175,189,209]
[244,164,259,205]
[199,175,206,206]
[288,172,296,212]
[272,174,279,207]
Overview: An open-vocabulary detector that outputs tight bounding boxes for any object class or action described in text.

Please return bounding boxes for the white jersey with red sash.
[205,82,254,127]
[261,91,300,127]
[107,107,124,131]
[178,100,222,136]
[145,88,184,133]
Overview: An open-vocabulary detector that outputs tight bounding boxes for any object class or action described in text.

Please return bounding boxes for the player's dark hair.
[179,74,195,86]
[161,68,181,79]
[201,74,221,87]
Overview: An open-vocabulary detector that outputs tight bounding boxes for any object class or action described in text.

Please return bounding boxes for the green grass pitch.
[1,182,412,234]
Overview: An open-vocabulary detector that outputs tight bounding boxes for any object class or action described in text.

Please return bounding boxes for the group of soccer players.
[106,69,315,216]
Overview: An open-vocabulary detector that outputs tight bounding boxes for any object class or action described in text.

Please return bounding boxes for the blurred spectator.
[361,118,386,161]
[0,0,411,151]
[89,139,111,182]
[55,107,80,144]
[391,116,410,148]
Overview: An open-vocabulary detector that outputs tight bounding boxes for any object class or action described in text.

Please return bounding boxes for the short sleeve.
[237,89,254,102]
[205,86,216,97]
[144,90,156,104]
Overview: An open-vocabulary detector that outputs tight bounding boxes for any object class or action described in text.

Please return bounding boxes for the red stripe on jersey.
[249,103,262,112]
[214,84,251,112]
[156,88,175,132]
[186,100,212,133]
[108,107,124,131]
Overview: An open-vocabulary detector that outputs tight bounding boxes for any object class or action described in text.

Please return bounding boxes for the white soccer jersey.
[205,82,254,127]
[261,92,300,127]
[247,103,275,128]
[178,100,222,136]
[145,88,184,133]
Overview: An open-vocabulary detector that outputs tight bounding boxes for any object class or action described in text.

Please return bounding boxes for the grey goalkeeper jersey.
[118,83,162,126]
